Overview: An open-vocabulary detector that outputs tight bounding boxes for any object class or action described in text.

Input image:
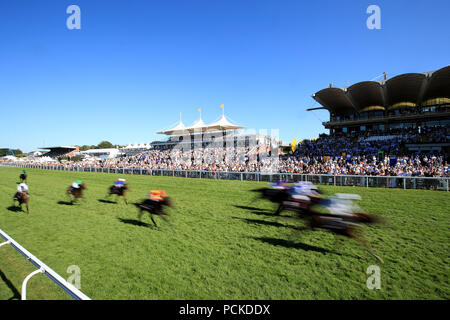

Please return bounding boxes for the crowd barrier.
[1,163,449,191]
[0,229,90,300]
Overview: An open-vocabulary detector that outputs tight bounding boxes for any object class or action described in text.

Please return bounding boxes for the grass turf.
[0,167,448,300]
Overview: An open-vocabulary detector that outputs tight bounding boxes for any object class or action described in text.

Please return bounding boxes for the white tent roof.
[185,117,206,132]
[158,108,245,135]
[204,114,244,132]
[157,113,188,135]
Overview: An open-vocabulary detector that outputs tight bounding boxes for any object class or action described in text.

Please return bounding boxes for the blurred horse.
[13,191,29,213]
[19,173,27,183]
[134,196,173,227]
[307,197,383,263]
[251,187,321,216]
[107,184,129,204]
[67,183,86,204]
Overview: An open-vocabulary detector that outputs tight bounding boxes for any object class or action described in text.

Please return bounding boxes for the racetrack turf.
[0,167,448,300]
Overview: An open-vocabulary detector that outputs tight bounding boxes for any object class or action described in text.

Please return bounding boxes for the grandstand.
[154,110,279,151]
[40,146,79,159]
[308,66,450,155]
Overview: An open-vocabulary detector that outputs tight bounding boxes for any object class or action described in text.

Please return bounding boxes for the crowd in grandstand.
[2,126,448,177]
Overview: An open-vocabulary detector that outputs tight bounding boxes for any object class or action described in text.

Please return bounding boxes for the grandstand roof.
[40,146,77,150]
[311,65,450,115]
[157,113,188,135]
[158,109,244,135]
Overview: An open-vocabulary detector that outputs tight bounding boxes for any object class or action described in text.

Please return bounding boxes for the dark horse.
[251,187,321,216]
[13,191,29,213]
[67,183,86,204]
[134,197,173,227]
[308,210,383,263]
[107,184,128,204]
[19,173,27,183]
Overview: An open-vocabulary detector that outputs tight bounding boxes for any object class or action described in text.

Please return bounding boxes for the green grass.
[0,167,448,300]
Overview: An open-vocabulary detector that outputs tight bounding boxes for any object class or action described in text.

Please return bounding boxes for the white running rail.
[0,228,91,300]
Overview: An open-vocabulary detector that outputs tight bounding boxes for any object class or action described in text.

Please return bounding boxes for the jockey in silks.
[270,180,290,190]
[148,190,167,202]
[14,183,30,204]
[114,178,126,189]
[20,170,27,182]
[288,181,320,200]
[70,180,83,193]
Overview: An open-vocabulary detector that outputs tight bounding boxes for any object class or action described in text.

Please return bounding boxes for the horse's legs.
[149,214,158,227]
[274,204,284,216]
[349,229,384,263]
[137,209,143,221]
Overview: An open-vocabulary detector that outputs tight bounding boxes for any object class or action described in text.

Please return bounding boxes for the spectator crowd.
[2,126,449,177]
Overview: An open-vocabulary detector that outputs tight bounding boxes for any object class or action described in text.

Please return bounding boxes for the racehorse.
[67,183,86,204]
[251,186,322,216]
[308,210,383,263]
[134,195,173,227]
[107,184,129,204]
[19,172,27,183]
[251,187,291,215]
[13,191,29,213]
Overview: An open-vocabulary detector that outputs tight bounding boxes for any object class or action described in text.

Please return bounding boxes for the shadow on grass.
[98,199,117,204]
[231,216,306,231]
[57,201,73,206]
[6,206,23,213]
[233,205,269,212]
[0,269,21,300]
[253,237,332,254]
[117,218,155,229]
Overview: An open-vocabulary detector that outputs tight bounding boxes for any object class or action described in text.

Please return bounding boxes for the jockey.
[15,183,29,201]
[148,190,167,202]
[114,178,126,188]
[271,180,289,190]
[288,181,320,200]
[72,180,82,188]
[17,183,29,193]
[71,180,83,192]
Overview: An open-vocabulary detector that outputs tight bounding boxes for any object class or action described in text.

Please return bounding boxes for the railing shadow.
[0,268,21,300]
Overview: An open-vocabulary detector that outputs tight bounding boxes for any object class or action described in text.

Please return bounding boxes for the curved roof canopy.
[312,65,450,115]
[385,73,426,109]
[422,65,450,103]
[347,81,385,112]
[313,88,355,115]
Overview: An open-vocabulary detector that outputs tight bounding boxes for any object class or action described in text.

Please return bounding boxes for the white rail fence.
[1,163,449,191]
[0,229,91,300]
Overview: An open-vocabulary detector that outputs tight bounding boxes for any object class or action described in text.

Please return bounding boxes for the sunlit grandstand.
[308,66,450,156]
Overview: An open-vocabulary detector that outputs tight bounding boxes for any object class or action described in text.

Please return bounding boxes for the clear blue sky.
[1,0,449,152]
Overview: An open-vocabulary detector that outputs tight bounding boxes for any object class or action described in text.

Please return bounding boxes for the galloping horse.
[252,182,322,216]
[107,179,129,204]
[13,183,29,213]
[67,181,86,204]
[252,187,291,215]
[13,191,29,213]
[134,190,173,227]
[19,171,27,183]
[307,195,383,263]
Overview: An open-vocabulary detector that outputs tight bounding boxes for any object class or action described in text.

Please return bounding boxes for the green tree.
[97,141,114,149]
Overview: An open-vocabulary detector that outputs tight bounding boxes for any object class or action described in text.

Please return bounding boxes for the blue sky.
[0,0,449,152]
